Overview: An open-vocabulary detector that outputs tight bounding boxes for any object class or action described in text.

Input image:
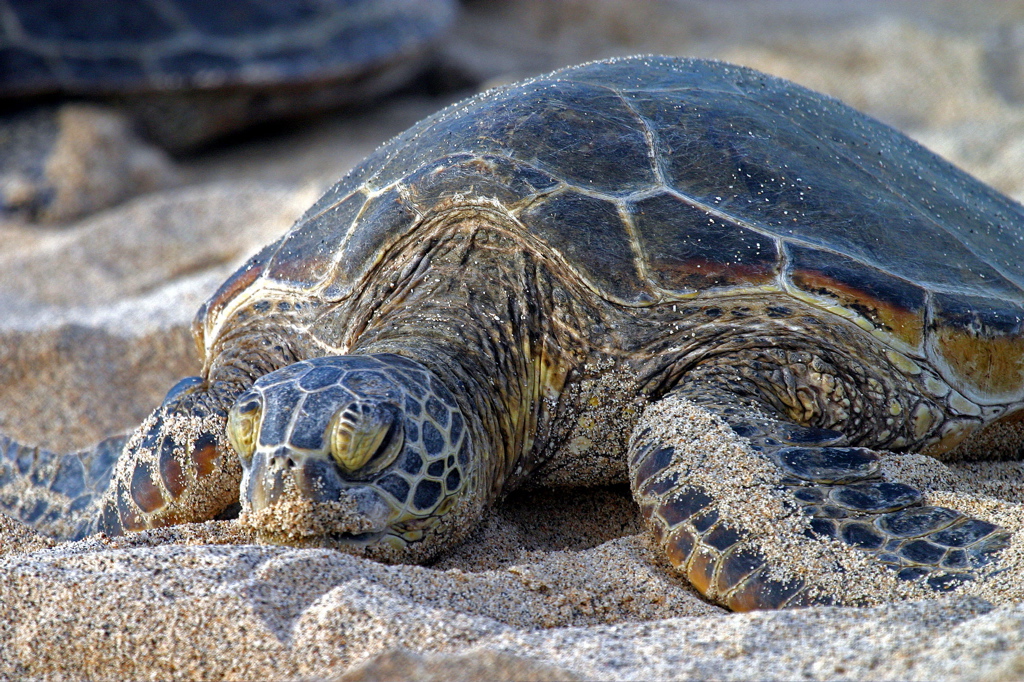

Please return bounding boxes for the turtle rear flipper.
[0,433,126,540]
[628,386,1010,611]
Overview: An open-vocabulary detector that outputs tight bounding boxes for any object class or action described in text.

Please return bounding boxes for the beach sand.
[3,1,1024,679]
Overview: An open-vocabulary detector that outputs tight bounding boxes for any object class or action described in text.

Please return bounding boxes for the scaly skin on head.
[232,354,476,562]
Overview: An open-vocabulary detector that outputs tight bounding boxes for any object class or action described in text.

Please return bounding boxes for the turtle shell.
[0,0,455,96]
[209,56,1024,406]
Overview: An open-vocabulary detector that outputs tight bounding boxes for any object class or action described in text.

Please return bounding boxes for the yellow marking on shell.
[657,282,784,305]
[888,401,903,417]
[653,256,781,296]
[785,272,925,352]
[868,315,924,353]
[885,350,922,376]
[931,329,1024,403]
[851,316,875,333]
[948,391,982,417]
[866,325,921,357]
[782,287,922,357]
[911,403,938,440]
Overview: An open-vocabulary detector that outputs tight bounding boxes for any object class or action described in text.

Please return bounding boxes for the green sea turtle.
[2,56,1023,611]
[0,0,456,221]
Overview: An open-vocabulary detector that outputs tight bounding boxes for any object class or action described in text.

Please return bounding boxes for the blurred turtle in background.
[0,0,457,223]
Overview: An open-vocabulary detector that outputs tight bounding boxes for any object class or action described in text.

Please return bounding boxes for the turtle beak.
[242,446,393,540]
[248,446,343,507]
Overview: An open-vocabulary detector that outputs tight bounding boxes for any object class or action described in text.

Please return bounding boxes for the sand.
[3,1,1024,679]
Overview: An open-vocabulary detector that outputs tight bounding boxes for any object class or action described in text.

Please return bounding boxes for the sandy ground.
[3,1,1024,679]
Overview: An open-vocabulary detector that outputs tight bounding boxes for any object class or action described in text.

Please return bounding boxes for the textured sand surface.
[3,1,1024,680]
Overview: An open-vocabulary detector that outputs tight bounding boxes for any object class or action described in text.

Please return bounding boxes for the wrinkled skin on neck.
[342,215,581,508]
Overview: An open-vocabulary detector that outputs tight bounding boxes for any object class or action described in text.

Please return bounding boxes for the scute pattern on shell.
[235,56,1024,403]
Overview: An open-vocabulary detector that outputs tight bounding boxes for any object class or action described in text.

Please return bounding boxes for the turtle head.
[230,354,476,562]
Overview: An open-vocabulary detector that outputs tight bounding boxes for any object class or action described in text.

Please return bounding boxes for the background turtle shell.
[214,56,1024,404]
[0,0,455,96]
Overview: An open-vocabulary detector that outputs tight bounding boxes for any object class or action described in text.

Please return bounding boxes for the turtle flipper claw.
[802,494,1009,575]
[640,481,832,610]
[631,432,834,610]
[91,379,241,537]
[716,399,1011,592]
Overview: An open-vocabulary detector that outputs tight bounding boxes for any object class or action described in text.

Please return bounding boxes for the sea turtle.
[2,56,1023,611]
[0,0,456,221]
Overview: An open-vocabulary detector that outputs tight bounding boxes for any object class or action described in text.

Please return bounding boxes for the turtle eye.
[227,397,261,463]
[329,403,404,475]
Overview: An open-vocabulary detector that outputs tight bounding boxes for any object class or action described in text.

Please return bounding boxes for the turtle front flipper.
[0,432,126,540]
[0,373,245,541]
[90,375,243,536]
[629,387,1011,611]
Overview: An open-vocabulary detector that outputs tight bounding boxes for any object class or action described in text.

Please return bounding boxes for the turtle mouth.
[327,529,387,546]
[240,512,390,549]
[238,475,395,546]
[247,528,389,551]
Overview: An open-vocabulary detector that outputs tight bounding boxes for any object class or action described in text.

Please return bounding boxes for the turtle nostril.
[269,451,299,471]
